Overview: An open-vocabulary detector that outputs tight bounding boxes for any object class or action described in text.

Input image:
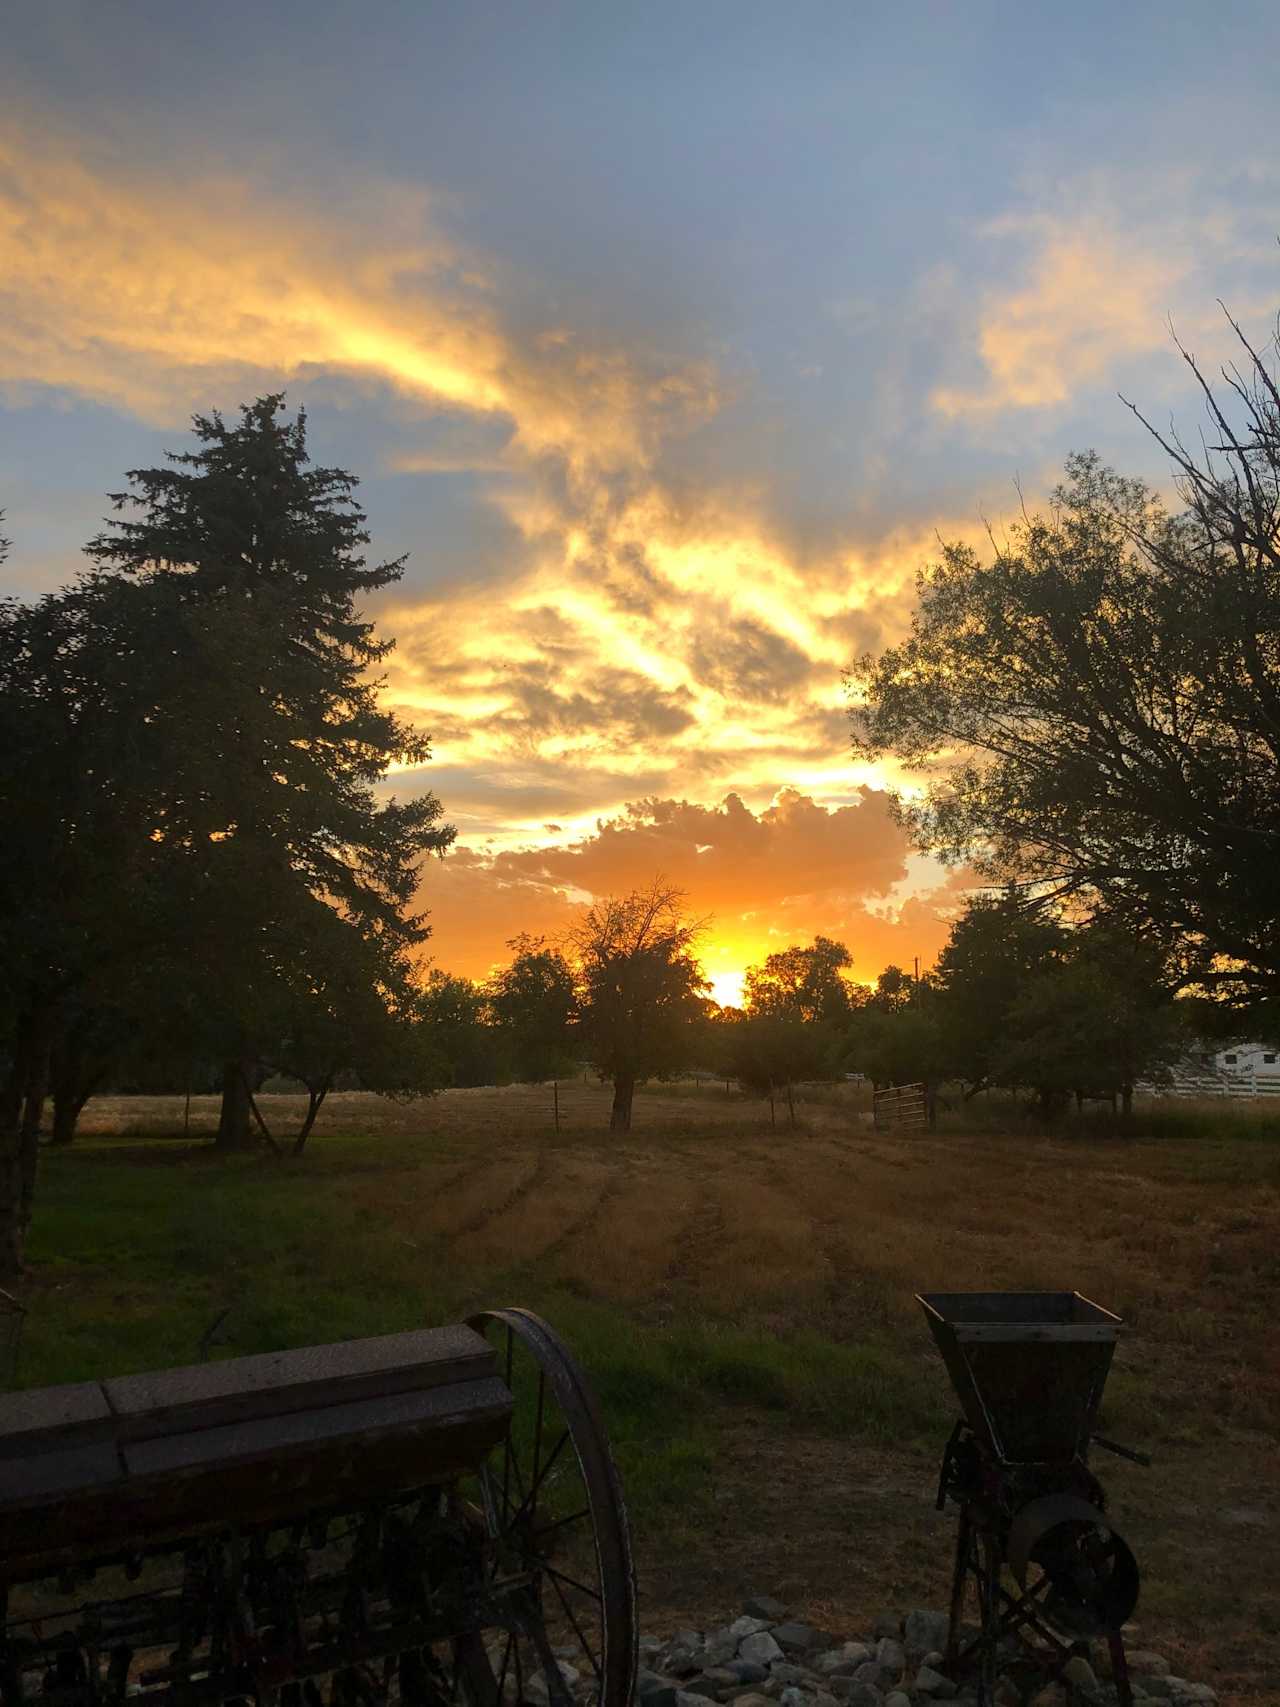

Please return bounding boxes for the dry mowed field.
[31,1083,1280,1704]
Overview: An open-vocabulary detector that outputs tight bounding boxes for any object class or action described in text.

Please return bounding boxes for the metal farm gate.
[873,1081,928,1132]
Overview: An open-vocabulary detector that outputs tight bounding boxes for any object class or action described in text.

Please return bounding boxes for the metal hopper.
[917,1291,1122,1465]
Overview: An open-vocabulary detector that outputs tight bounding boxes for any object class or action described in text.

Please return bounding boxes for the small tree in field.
[571,883,708,1132]
[488,936,578,1130]
[739,937,854,1122]
[994,922,1183,1116]
[928,893,1069,1098]
[417,972,499,1088]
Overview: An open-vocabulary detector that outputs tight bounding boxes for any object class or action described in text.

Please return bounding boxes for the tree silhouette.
[84,396,454,1146]
[851,307,1280,1027]
[571,883,708,1132]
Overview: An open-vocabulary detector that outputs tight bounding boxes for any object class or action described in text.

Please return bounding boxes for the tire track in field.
[654,1178,724,1310]
[348,1148,502,1227]
[752,1134,861,1315]
[444,1149,551,1242]
[536,1151,632,1271]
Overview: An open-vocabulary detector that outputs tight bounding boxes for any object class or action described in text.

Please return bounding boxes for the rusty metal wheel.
[458,1308,637,1707]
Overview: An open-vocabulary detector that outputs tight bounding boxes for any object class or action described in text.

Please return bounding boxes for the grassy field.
[13,1082,1280,1705]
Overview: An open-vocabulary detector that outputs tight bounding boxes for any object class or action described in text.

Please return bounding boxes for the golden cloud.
[931,211,1187,419]
[0,126,717,472]
[2,123,979,981]
[1,126,969,805]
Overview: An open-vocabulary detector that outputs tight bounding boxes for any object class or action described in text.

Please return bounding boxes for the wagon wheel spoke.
[465,1309,637,1707]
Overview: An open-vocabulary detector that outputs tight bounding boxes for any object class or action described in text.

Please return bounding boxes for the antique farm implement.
[919,1292,1147,1706]
[0,1310,636,1707]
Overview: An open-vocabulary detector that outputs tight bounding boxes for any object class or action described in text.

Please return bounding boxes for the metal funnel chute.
[917,1290,1148,1707]
[917,1290,1122,1464]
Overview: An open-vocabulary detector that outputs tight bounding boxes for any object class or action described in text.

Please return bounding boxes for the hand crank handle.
[1091,1434,1152,1467]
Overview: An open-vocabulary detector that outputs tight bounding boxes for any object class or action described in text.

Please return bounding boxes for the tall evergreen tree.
[84,396,454,1146]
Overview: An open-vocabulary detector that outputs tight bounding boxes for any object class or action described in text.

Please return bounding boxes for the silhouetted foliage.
[844,899,1185,1122]
[0,407,454,1270]
[570,883,708,1132]
[851,310,1280,1022]
[417,972,503,1089]
[84,396,454,1147]
[736,936,856,1121]
[488,936,577,1127]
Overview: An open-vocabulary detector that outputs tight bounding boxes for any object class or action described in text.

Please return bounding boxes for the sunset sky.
[4,4,1279,1002]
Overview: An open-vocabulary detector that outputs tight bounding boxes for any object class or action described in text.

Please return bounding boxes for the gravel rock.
[874,1639,905,1676]
[668,1632,703,1653]
[772,1625,831,1655]
[645,1690,681,1707]
[1062,1657,1098,1691]
[1126,1654,1172,1677]
[814,1644,873,1675]
[663,1636,704,1677]
[683,1671,738,1699]
[903,1612,950,1661]
[914,1666,957,1699]
[730,1618,772,1641]
[642,1604,1214,1707]
[832,1688,883,1707]
[743,1597,790,1622]
[769,1667,813,1688]
[828,1680,883,1705]
[703,1636,742,1669]
[726,1662,769,1686]
[739,1634,785,1668]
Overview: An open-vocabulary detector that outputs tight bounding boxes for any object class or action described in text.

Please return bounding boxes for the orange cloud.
[419,787,970,984]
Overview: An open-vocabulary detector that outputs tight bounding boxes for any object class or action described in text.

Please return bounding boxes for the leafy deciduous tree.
[488,936,578,1130]
[739,936,856,1121]
[570,883,708,1132]
[850,344,1280,1018]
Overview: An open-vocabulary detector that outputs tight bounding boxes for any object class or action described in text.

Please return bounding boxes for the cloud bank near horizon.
[417,786,971,985]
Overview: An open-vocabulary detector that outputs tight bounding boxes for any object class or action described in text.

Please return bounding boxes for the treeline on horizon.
[1,282,1278,1276]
